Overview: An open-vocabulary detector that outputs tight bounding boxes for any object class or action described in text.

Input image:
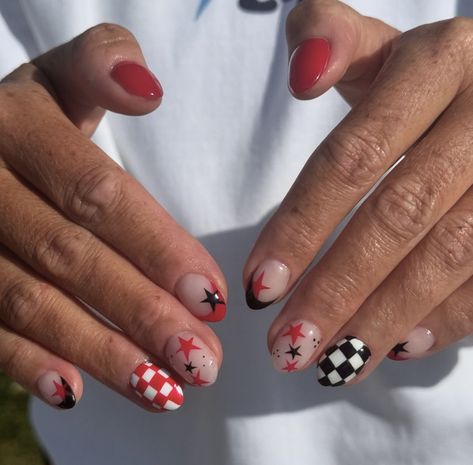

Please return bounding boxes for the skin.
[244,0,473,381]
[0,24,225,410]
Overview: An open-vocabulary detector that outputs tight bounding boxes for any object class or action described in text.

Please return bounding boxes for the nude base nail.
[166,332,218,386]
[37,371,76,409]
[389,327,435,360]
[272,320,322,373]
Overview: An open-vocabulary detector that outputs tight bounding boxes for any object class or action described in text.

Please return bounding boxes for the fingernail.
[246,259,290,310]
[166,332,218,387]
[175,274,226,322]
[317,336,371,387]
[37,371,76,409]
[289,37,331,94]
[111,62,163,100]
[388,327,435,361]
[271,320,322,373]
[130,362,184,411]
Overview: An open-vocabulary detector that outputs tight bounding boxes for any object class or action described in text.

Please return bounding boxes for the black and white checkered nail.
[317,336,371,387]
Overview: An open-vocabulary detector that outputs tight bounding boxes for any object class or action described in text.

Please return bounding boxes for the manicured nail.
[111,62,163,99]
[37,371,76,409]
[388,327,435,361]
[246,259,290,310]
[130,362,183,411]
[175,274,226,322]
[317,336,371,387]
[166,332,218,387]
[289,37,331,94]
[272,320,322,373]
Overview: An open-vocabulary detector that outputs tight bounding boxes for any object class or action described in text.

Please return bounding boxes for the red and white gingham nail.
[130,362,184,411]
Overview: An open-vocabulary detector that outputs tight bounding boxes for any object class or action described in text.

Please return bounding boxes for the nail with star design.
[37,371,76,409]
[246,259,290,310]
[388,327,435,361]
[175,274,226,322]
[165,332,218,387]
[271,320,322,373]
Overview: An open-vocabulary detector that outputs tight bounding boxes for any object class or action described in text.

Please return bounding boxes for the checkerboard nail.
[166,332,218,386]
[271,320,322,373]
[175,273,226,322]
[317,336,371,387]
[130,362,184,411]
[246,259,290,310]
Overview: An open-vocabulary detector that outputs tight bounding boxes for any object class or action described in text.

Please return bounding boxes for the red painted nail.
[111,62,163,100]
[289,38,331,95]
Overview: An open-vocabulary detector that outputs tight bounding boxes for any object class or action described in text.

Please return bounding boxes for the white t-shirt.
[1,1,472,464]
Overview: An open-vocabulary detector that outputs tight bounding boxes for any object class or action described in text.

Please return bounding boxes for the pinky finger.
[388,276,473,361]
[0,323,82,409]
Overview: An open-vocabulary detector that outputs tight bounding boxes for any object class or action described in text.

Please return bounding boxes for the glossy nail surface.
[272,320,322,372]
[175,274,226,322]
[130,362,183,411]
[389,327,435,360]
[37,371,76,409]
[166,332,218,386]
[289,37,331,94]
[111,62,163,99]
[317,336,371,387]
[246,259,290,310]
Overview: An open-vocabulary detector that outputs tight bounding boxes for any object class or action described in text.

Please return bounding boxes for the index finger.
[243,20,471,309]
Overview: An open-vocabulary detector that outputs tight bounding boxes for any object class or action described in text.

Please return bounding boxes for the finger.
[286,0,399,103]
[0,170,222,388]
[268,79,473,373]
[0,323,81,410]
[0,84,227,323]
[0,247,185,411]
[3,23,163,136]
[244,18,473,310]
[314,184,473,386]
[388,275,473,361]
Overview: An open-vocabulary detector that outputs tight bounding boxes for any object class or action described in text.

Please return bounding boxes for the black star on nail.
[392,341,409,356]
[201,288,225,312]
[184,362,197,373]
[285,344,302,360]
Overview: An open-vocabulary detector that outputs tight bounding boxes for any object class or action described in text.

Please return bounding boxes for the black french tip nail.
[57,377,76,409]
[245,279,274,310]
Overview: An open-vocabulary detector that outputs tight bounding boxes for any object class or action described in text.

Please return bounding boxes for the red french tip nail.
[289,37,331,95]
[111,62,163,100]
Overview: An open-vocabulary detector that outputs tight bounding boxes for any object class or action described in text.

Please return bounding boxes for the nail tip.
[245,289,273,310]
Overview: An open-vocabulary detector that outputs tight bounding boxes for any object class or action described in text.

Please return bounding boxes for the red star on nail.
[252,271,270,298]
[191,370,210,386]
[282,323,306,345]
[282,360,298,373]
[52,380,66,400]
[176,336,201,361]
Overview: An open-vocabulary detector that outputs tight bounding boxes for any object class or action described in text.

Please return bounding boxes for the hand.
[0,24,227,411]
[244,0,473,385]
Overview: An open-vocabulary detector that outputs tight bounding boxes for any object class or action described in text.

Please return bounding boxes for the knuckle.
[370,178,437,243]
[275,210,322,261]
[2,338,33,380]
[63,167,124,225]
[323,127,389,191]
[127,293,172,344]
[92,331,123,379]
[305,274,358,323]
[429,212,473,272]
[74,23,137,57]
[2,281,53,332]
[32,225,96,280]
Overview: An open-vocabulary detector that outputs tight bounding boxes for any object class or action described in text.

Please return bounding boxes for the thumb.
[287,0,400,105]
[30,23,163,135]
